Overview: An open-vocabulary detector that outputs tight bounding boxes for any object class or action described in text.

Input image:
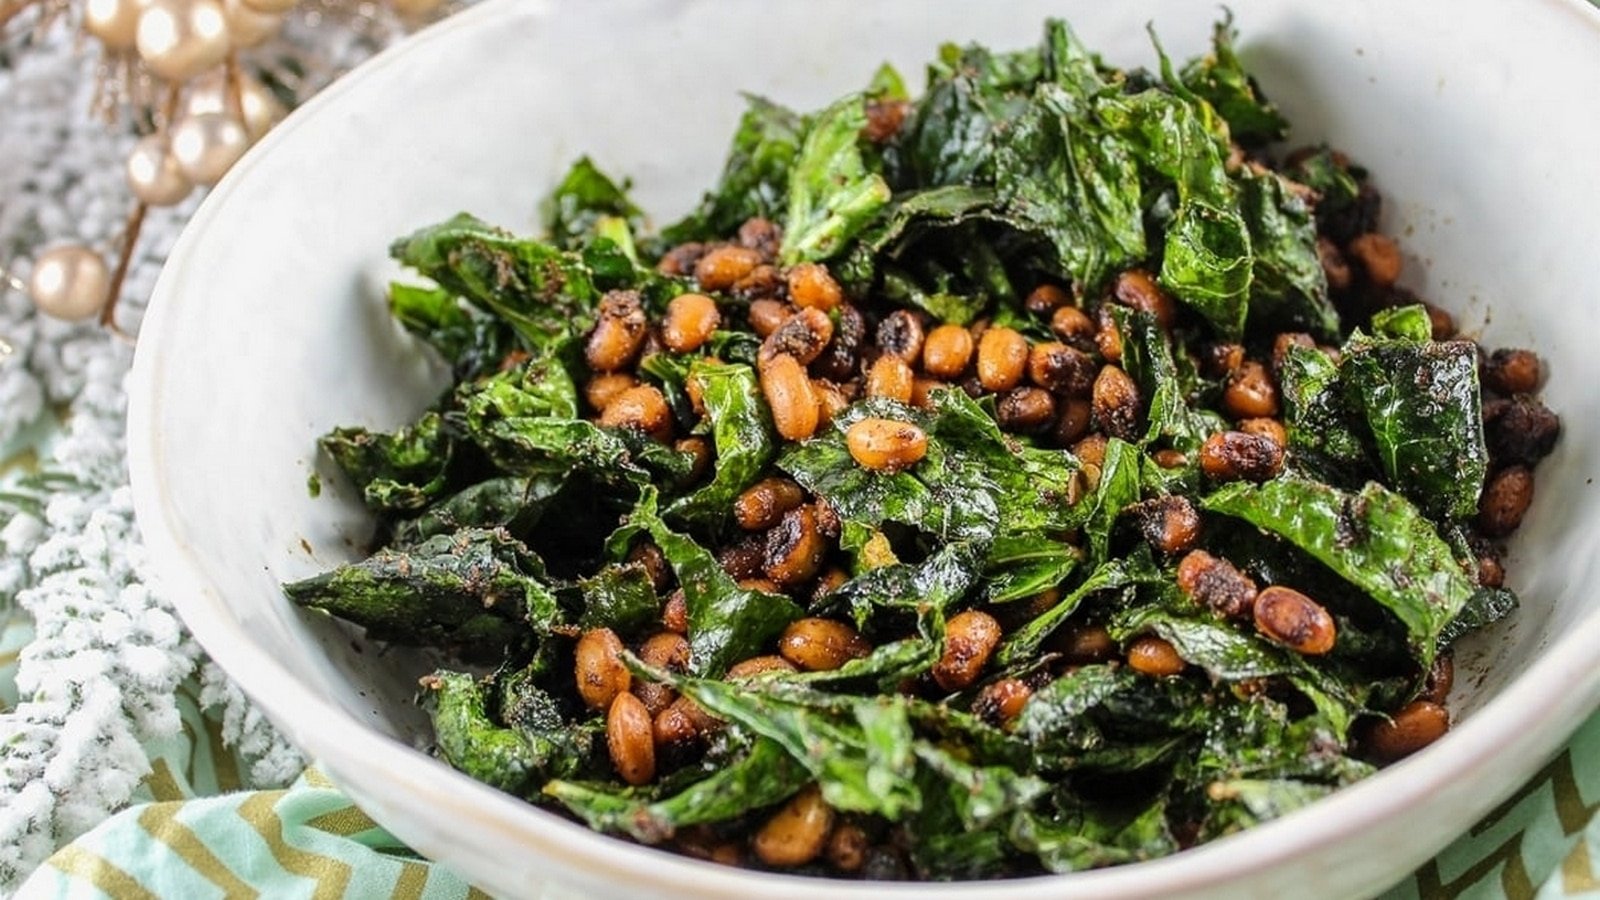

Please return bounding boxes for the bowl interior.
[130,0,1600,897]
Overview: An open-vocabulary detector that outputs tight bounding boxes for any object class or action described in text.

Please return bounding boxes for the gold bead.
[221,0,280,48]
[170,111,250,185]
[136,0,230,82]
[84,0,147,50]
[126,135,193,206]
[186,69,285,139]
[238,0,294,13]
[389,0,443,17]
[28,245,110,322]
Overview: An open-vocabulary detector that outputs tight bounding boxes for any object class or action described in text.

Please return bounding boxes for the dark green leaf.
[392,474,566,546]
[320,411,453,515]
[1278,344,1371,482]
[1439,586,1517,647]
[425,671,592,794]
[982,532,1080,604]
[1179,16,1289,145]
[540,156,644,251]
[578,564,660,636]
[664,362,775,526]
[1237,168,1339,341]
[388,282,517,380]
[1011,795,1176,873]
[663,95,808,244]
[998,549,1162,666]
[779,93,893,263]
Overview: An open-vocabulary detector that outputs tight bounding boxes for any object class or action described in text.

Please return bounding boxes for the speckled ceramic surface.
[127,0,1600,897]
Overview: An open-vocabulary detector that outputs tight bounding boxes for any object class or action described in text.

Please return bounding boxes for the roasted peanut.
[575,628,630,709]
[977,327,1029,392]
[811,303,866,382]
[1365,700,1449,762]
[1483,348,1542,395]
[727,655,798,679]
[863,97,909,143]
[973,677,1033,726]
[997,387,1056,433]
[1347,232,1402,287]
[846,417,928,472]
[826,822,870,873]
[1271,333,1316,375]
[932,610,1002,692]
[1485,395,1560,466]
[1092,365,1142,441]
[718,534,766,580]
[1317,236,1352,291]
[877,309,926,362]
[1025,283,1071,316]
[909,377,943,409]
[1050,304,1095,345]
[1422,302,1456,340]
[866,353,915,403]
[734,477,806,531]
[1094,307,1123,363]
[1237,417,1287,449]
[764,505,829,587]
[598,384,673,442]
[652,702,700,747]
[1027,342,1096,396]
[778,617,871,672]
[1054,623,1118,664]
[761,354,821,441]
[1420,653,1455,705]
[635,631,691,715]
[923,324,975,379]
[694,244,763,291]
[656,242,706,278]
[584,290,648,372]
[1200,431,1284,482]
[748,298,789,337]
[1477,552,1506,589]
[1478,465,1534,536]
[677,435,713,483]
[1222,361,1280,419]
[662,590,688,634]
[813,378,853,422]
[753,786,834,868]
[734,265,783,303]
[786,262,844,311]
[761,306,834,366]
[1127,495,1202,555]
[1126,635,1185,677]
[1111,269,1177,330]
[661,292,721,353]
[1176,550,1258,619]
[585,372,639,413]
[736,217,782,259]
[1153,448,1188,469]
[1253,585,1337,655]
[626,541,670,592]
[1052,397,1092,446]
[1204,342,1246,377]
[738,577,783,594]
[1073,433,1108,468]
[606,692,656,785]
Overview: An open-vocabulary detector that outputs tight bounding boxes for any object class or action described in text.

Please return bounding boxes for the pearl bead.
[136,0,230,82]
[239,0,294,13]
[170,112,250,185]
[84,0,147,50]
[186,69,286,139]
[28,245,110,322]
[221,0,280,48]
[389,0,443,17]
[126,135,193,206]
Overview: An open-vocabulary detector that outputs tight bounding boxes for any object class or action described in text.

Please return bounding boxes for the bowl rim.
[127,0,1600,896]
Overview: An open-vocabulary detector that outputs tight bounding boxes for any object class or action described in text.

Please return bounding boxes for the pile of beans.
[561,147,1559,871]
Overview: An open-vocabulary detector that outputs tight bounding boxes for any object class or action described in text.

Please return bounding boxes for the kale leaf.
[778,93,892,263]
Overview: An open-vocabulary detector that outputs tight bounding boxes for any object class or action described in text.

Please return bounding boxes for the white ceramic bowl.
[128,1,1600,897]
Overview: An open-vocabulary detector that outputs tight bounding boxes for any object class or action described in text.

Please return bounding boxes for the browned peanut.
[1200,431,1284,482]
[846,417,928,472]
[997,387,1057,433]
[662,590,688,634]
[718,534,766,579]
[863,97,910,143]
[866,353,915,403]
[1204,342,1246,377]
[1153,448,1188,469]
[909,377,943,409]
[738,577,783,594]
[677,435,713,483]
[694,244,763,291]
[811,303,866,382]
[826,822,870,873]
[1477,552,1506,589]
[496,348,532,372]
[652,702,700,747]
[1484,348,1542,395]
[1094,307,1123,363]
[1028,342,1096,396]
[877,309,927,362]
[1365,700,1449,762]
[1317,236,1352,291]
[1050,305,1094,345]
[598,385,673,442]
[1025,283,1071,316]
[733,263,784,300]
[1111,269,1177,330]
[1423,302,1456,340]
[1052,397,1092,447]
[657,242,706,278]
[813,378,853,422]
[635,631,691,715]
[734,477,806,531]
[1092,365,1142,441]
[1126,635,1185,677]
[1176,550,1258,619]
[748,298,789,337]
[727,655,798,679]
[1055,623,1118,664]
[1237,417,1288,449]
[1485,394,1561,466]
[1073,433,1108,467]
[778,617,871,671]
[973,677,1033,726]
[660,292,721,353]
[1271,333,1316,374]
[764,505,829,587]
[575,628,630,709]
[761,354,821,441]
[923,324,975,379]
[753,785,834,868]
[812,565,849,598]
[786,262,844,311]
[1223,361,1280,419]
[584,290,648,372]
[1253,586,1337,655]
[626,541,670,592]
[709,843,744,867]
[1127,495,1202,555]
[977,327,1030,392]
[737,217,782,259]
[1478,465,1534,536]
[761,306,834,366]
[1348,233,1403,287]
[932,610,1002,692]
[585,372,639,413]
[607,692,656,785]
[1421,653,1455,705]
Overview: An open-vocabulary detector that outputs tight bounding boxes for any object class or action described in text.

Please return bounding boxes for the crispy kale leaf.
[663,362,775,526]
[779,93,893,263]
[663,95,808,244]
[320,411,453,515]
